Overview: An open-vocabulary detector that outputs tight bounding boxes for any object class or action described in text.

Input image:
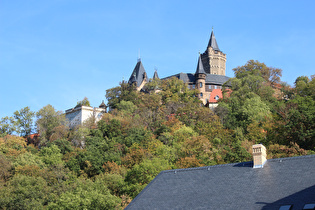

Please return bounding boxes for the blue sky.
[1,0,314,119]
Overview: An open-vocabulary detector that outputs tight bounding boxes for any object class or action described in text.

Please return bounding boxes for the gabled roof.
[126,155,315,210]
[195,54,206,75]
[207,30,220,51]
[128,60,148,87]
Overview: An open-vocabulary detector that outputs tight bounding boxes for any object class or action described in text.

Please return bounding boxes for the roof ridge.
[268,154,315,162]
[161,155,315,174]
[162,161,252,174]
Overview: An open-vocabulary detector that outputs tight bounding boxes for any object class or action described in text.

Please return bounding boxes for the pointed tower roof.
[195,54,206,75]
[153,69,159,79]
[128,59,148,87]
[99,100,107,109]
[207,29,220,51]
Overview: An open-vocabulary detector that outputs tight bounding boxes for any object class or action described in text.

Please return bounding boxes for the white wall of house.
[65,106,106,129]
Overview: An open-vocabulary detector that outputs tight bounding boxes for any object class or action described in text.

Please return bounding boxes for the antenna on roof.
[137,49,141,62]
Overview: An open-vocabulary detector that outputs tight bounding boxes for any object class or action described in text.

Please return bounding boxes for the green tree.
[284,95,315,149]
[0,116,17,136]
[13,152,45,169]
[47,178,121,210]
[217,60,279,131]
[106,81,139,110]
[69,126,90,148]
[36,104,68,144]
[0,154,12,182]
[76,97,91,107]
[294,75,315,99]
[125,157,172,198]
[39,144,64,166]
[13,106,35,137]
[0,175,50,209]
[233,60,282,85]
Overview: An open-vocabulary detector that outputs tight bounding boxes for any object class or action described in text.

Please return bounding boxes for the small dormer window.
[215,95,219,100]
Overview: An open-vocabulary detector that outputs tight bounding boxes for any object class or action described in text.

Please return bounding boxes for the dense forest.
[0,60,314,209]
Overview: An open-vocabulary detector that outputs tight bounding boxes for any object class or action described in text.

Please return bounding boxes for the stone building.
[65,101,106,129]
[128,29,230,105]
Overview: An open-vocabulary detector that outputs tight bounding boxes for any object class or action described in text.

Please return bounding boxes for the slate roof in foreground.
[126,155,315,210]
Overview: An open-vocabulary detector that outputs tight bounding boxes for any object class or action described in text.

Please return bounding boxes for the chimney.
[252,144,267,168]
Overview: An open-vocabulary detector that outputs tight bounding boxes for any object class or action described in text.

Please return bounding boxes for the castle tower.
[201,29,226,76]
[195,54,207,104]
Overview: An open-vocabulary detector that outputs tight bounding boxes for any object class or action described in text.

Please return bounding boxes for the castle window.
[192,84,195,89]
[199,82,202,88]
[200,93,203,98]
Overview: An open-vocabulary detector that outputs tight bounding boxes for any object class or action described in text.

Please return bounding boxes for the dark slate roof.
[153,70,159,79]
[162,73,194,84]
[126,155,315,210]
[128,60,148,87]
[205,74,230,85]
[163,73,230,86]
[195,54,206,75]
[207,30,220,51]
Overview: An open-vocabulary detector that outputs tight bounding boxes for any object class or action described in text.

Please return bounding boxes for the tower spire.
[153,68,159,79]
[207,29,220,51]
[195,53,206,75]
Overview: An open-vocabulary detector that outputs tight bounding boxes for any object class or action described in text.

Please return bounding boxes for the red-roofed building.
[207,88,232,109]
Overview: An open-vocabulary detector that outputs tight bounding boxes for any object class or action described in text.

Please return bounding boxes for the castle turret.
[201,29,226,76]
[195,54,207,104]
[128,59,148,91]
[153,69,159,80]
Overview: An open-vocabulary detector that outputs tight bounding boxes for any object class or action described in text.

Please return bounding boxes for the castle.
[66,29,230,128]
[128,29,230,106]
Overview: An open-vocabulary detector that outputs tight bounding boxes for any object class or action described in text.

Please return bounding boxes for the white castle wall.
[65,106,106,129]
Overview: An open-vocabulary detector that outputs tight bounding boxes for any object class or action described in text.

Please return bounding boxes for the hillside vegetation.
[0,60,314,209]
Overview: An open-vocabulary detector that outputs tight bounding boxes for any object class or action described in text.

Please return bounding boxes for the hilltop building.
[128,29,230,106]
[65,101,106,129]
[126,144,315,210]
[65,29,230,126]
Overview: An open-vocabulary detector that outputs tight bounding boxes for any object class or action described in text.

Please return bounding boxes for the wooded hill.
[0,60,314,209]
